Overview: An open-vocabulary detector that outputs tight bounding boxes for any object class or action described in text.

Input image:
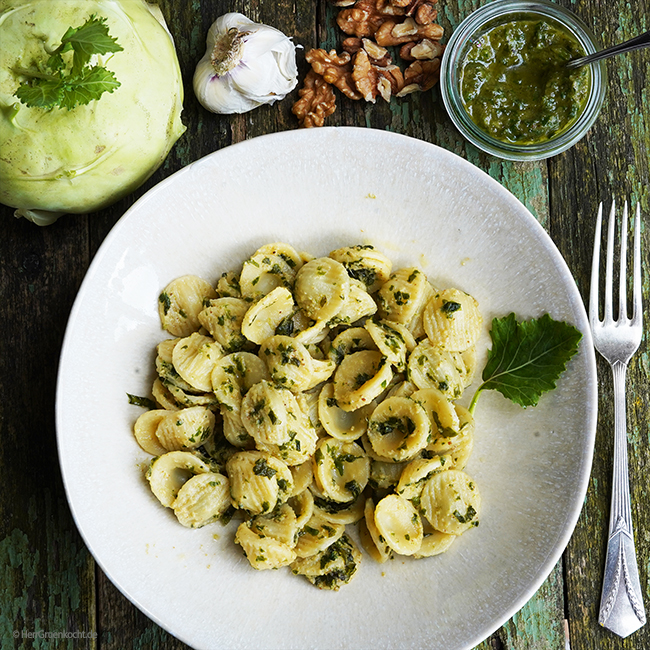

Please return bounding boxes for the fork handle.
[598,360,646,637]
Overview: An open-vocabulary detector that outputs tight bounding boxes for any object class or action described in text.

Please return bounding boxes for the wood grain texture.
[0,0,649,648]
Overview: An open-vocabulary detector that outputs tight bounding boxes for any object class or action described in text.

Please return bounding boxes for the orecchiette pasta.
[328,245,392,293]
[241,286,295,345]
[366,396,431,462]
[226,450,294,515]
[420,469,481,535]
[423,288,482,352]
[313,437,370,503]
[333,350,393,411]
[154,405,215,451]
[173,472,231,528]
[133,242,485,591]
[172,332,223,393]
[158,275,217,337]
[294,257,350,323]
[377,267,428,326]
[198,297,250,353]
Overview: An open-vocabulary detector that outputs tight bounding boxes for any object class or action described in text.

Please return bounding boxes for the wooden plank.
[549,0,650,647]
[0,217,97,648]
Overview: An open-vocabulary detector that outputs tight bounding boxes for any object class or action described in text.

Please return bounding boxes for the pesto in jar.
[459,17,591,145]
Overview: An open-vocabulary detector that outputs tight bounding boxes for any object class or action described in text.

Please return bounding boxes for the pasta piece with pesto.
[420,469,481,535]
[407,339,469,399]
[211,351,270,414]
[172,472,231,528]
[216,270,242,298]
[377,267,428,326]
[293,512,345,558]
[241,286,295,345]
[172,332,224,393]
[311,487,365,525]
[235,519,296,570]
[365,319,415,372]
[155,405,215,451]
[151,377,181,411]
[373,494,423,555]
[133,409,168,456]
[360,498,392,563]
[406,280,436,339]
[226,450,293,515]
[296,387,325,436]
[317,382,373,442]
[329,244,393,293]
[147,451,212,507]
[240,380,295,447]
[198,297,250,353]
[260,335,335,393]
[411,387,461,436]
[294,257,350,323]
[253,407,318,467]
[312,437,370,503]
[222,410,255,448]
[396,455,452,501]
[366,396,430,462]
[257,242,303,270]
[289,460,314,496]
[158,275,217,337]
[333,350,393,411]
[249,502,299,548]
[239,250,297,300]
[328,278,377,326]
[421,402,475,459]
[287,488,315,528]
[423,288,482,352]
[368,459,405,490]
[327,327,377,365]
[290,533,361,590]
[414,526,457,558]
[155,338,196,394]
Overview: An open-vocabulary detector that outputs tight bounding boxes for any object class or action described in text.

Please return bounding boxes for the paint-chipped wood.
[1,0,649,648]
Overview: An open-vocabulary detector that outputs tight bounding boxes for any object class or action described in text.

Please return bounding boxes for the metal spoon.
[566,30,650,69]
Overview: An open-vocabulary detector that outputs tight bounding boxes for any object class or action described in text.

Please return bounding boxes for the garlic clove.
[229,51,293,102]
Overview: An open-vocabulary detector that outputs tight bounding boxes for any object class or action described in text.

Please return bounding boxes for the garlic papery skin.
[193,13,299,114]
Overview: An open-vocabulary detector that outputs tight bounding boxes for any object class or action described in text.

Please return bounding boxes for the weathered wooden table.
[1,0,649,648]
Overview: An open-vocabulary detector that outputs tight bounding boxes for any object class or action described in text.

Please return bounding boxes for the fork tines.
[589,200,642,328]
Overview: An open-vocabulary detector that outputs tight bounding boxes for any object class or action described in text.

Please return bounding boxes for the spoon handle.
[566,30,650,69]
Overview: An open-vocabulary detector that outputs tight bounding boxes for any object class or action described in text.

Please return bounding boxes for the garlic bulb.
[193,13,299,114]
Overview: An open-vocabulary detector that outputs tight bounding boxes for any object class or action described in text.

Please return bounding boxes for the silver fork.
[589,200,646,637]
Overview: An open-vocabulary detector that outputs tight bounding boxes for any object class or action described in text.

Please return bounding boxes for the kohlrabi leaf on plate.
[470,313,582,411]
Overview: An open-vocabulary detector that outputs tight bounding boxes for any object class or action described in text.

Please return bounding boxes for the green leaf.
[14,14,122,110]
[59,66,120,109]
[469,313,582,411]
[14,78,64,109]
[60,14,124,75]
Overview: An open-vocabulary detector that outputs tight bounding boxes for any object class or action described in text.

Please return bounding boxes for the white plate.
[56,127,597,650]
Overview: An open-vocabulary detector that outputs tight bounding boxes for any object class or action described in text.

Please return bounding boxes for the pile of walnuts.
[292,0,444,127]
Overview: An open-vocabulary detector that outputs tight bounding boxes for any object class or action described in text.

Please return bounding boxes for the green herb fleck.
[441,300,462,317]
[126,393,156,409]
[253,458,277,479]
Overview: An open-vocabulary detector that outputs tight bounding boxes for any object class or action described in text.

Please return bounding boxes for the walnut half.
[292,70,337,128]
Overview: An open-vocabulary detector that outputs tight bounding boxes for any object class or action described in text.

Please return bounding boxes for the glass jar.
[440,0,606,161]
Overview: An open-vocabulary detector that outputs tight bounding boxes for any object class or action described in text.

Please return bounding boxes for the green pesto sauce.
[460,18,590,145]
